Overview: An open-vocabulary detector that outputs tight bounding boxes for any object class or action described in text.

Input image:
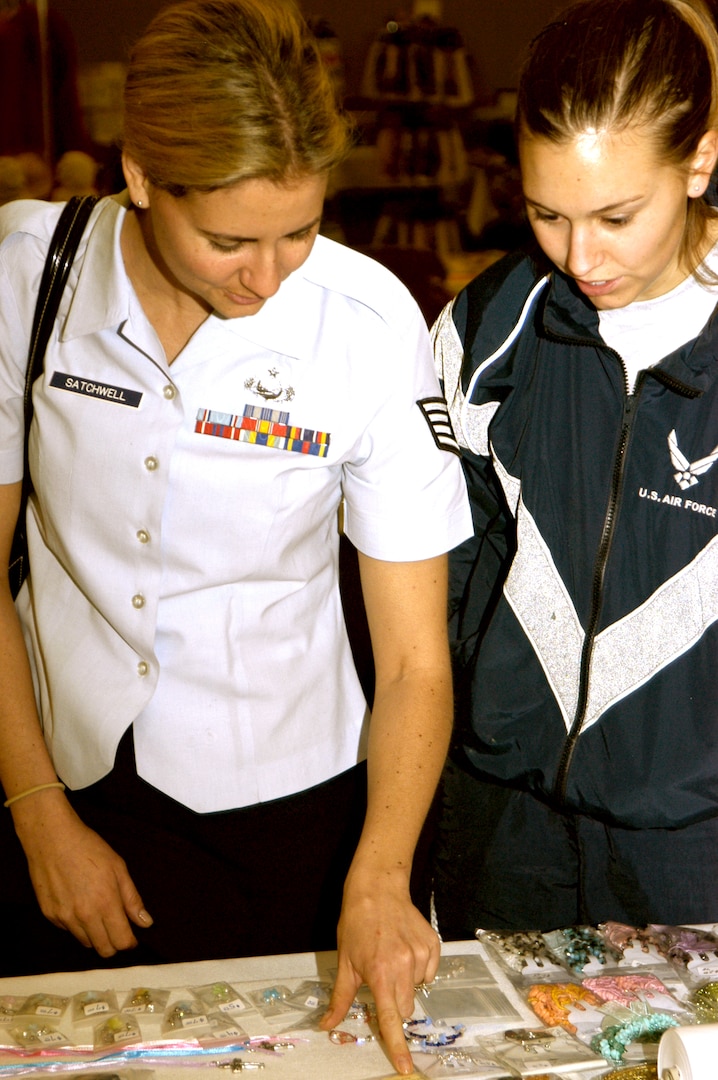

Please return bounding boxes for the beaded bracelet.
[584,973,673,1009]
[403,1017,464,1049]
[527,981,603,1033]
[600,921,652,955]
[590,1011,679,1064]
[488,930,557,971]
[560,926,614,970]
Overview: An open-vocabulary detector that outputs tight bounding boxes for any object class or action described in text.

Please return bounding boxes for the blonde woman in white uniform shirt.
[0,1,471,1073]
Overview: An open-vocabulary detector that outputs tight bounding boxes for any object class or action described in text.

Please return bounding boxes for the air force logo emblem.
[669,428,718,490]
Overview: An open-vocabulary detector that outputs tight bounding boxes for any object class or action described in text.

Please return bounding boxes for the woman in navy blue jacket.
[432,0,718,934]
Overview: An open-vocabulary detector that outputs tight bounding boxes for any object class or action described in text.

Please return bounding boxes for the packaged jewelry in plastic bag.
[432,954,494,986]
[276,1003,327,1034]
[196,1013,249,1042]
[542,926,622,975]
[10,1020,74,1049]
[599,922,672,968]
[121,988,171,1015]
[161,1001,246,1041]
[589,1005,679,1065]
[418,1049,514,1078]
[245,986,294,1018]
[161,999,211,1035]
[647,924,718,980]
[600,1066,659,1080]
[93,1015,143,1050]
[190,982,252,1015]
[582,972,690,1016]
[417,985,522,1024]
[17,993,70,1019]
[273,990,334,1034]
[283,980,333,1011]
[477,930,565,981]
[72,990,120,1023]
[0,997,25,1025]
[525,981,605,1034]
[690,978,718,1021]
[478,1025,604,1075]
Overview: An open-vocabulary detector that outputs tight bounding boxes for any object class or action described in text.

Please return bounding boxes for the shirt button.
[136,529,150,544]
[163,384,177,400]
[137,660,149,677]
[144,456,159,471]
[132,593,145,609]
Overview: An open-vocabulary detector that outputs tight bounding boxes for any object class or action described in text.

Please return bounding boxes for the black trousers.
[0,729,367,976]
[432,755,718,938]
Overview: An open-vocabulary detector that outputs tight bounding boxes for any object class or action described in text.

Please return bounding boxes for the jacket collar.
[542,268,718,395]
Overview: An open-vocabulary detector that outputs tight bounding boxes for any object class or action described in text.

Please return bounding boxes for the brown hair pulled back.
[122,0,352,195]
[517,0,718,273]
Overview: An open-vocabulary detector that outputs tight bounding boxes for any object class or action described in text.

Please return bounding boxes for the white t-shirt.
[0,196,472,812]
[598,244,718,390]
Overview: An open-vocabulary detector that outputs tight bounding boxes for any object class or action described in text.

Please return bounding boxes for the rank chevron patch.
[418,397,461,456]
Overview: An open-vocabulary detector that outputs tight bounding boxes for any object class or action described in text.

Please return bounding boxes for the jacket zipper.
[552,364,643,804]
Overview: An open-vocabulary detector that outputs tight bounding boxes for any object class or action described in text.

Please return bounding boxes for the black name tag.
[50,371,142,408]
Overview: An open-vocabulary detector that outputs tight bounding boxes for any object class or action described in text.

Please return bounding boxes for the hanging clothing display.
[0,0,91,160]
[361,18,474,108]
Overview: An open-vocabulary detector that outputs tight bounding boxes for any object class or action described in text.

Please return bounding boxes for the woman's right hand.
[12,790,152,956]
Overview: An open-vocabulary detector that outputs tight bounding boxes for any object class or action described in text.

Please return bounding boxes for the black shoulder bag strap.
[8,194,99,597]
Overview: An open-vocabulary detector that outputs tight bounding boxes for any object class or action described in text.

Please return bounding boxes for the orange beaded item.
[527,982,603,1033]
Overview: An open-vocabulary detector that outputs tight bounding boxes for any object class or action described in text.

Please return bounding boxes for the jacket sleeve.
[432,289,514,665]
[448,449,513,668]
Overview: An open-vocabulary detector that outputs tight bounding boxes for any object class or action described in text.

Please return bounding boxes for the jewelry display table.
[0,934,712,1080]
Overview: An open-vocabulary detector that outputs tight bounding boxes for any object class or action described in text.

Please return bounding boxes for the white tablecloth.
[6,933,699,1079]
[0,940,548,1079]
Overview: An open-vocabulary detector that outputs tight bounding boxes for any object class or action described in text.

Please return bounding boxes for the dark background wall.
[50,0,562,100]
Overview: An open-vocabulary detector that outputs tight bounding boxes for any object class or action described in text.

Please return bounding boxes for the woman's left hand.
[320,867,440,1075]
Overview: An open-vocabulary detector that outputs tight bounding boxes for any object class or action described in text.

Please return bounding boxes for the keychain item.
[122,988,170,1015]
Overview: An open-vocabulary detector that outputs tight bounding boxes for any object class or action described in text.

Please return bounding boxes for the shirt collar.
[61,194,135,341]
[63,195,329,364]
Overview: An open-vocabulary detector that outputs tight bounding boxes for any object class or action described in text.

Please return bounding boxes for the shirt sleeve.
[341,299,472,562]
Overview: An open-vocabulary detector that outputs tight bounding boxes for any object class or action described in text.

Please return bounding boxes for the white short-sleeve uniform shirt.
[0,196,472,812]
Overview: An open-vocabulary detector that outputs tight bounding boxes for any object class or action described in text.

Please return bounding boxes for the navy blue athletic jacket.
[433,248,718,829]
